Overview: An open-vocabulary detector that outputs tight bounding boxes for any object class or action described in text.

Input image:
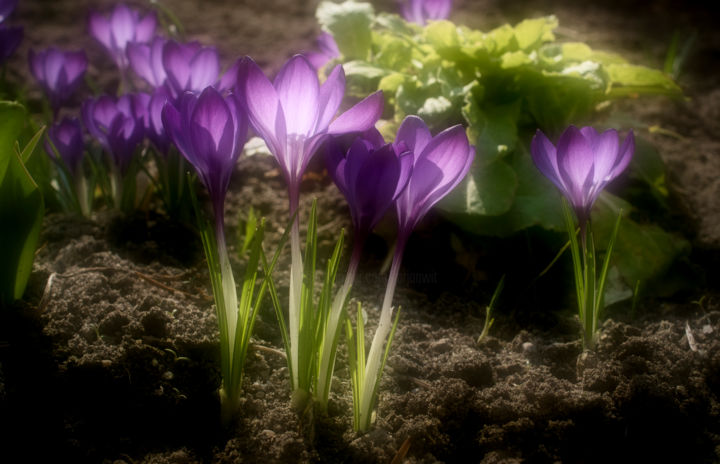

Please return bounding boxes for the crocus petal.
[135,12,157,42]
[589,129,619,183]
[64,51,88,83]
[327,90,384,135]
[274,55,319,136]
[217,59,240,93]
[557,126,594,203]
[192,87,233,159]
[188,48,220,92]
[396,115,432,160]
[238,57,287,171]
[314,65,345,132]
[0,0,17,23]
[424,0,452,20]
[109,4,136,52]
[611,130,634,179]
[127,42,154,85]
[163,40,191,93]
[162,96,195,165]
[88,12,112,50]
[530,129,565,192]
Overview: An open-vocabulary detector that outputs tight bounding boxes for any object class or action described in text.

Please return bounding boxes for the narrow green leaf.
[317,1,374,60]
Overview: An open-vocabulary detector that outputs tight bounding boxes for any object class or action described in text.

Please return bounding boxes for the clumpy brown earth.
[2,0,720,463]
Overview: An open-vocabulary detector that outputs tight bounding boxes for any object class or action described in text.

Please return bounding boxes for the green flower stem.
[75,173,90,217]
[215,210,239,366]
[316,235,364,408]
[288,187,303,391]
[358,234,406,431]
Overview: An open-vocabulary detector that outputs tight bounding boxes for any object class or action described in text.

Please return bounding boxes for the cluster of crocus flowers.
[339,116,474,431]
[239,54,383,396]
[0,0,21,65]
[531,125,634,349]
[399,0,452,26]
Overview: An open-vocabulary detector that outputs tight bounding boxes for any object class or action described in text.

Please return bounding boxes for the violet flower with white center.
[29,47,88,114]
[531,125,635,232]
[315,128,412,408]
[0,0,17,23]
[305,32,340,71]
[88,3,156,71]
[400,0,452,26]
[162,40,220,98]
[353,115,474,431]
[238,54,383,393]
[127,36,167,89]
[162,86,251,420]
[531,125,634,349]
[0,25,22,64]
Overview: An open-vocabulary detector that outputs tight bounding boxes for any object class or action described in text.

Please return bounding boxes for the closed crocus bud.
[161,86,248,219]
[162,40,220,99]
[0,0,17,23]
[0,24,22,63]
[45,117,84,175]
[394,115,475,236]
[127,36,167,88]
[327,128,413,236]
[400,0,452,26]
[531,125,635,226]
[29,47,88,112]
[88,3,156,70]
[82,93,146,174]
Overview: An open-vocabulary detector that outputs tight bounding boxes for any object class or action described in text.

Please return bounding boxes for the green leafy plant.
[317,1,688,300]
[0,101,45,306]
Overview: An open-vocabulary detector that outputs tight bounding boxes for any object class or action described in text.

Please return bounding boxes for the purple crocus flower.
[327,128,413,237]
[45,117,84,175]
[144,87,171,154]
[162,40,220,98]
[394,115,475,236]
[88,3,156,70]
[306,32,340,71]
[127,36,167,88]
[531,125,635,226]
[0,0,17,23]
[161,86,248,222]
[29,47,88,113]
[0,25,22,63]
[400,0,452,26]
[82,93,146,174]
[238,55,383,209]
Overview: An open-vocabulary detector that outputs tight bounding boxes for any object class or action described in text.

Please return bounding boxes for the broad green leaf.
[317,1,374,60]
[501,50,532,68]
[0,144,45,304]
[513,16,557,51]
[375,36,412,70]
[424,20,460,50]
[462,99,520,164]
[484,24,514,54]
[627,136,669,204]
[606,63,681,97]
[440,157,517,217]
[593,194,689,296]
[342,60,389,80]
[0,101,26,183]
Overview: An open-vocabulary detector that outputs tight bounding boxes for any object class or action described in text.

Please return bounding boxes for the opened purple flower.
[162,40,220,98]
[531,125,635,226]
[306,32,340,71]
[127,36,167,88]
[0,25,22,63]
[45,117,84,175]
[394,115,475,236]
[88,3,156,70]
[0,0,17,23]
[162,86,248,221]
[82,93,146,174]
[400,0,452,26]
[327,128,412,237]
[29,48,88,113]
[239,55,383,208]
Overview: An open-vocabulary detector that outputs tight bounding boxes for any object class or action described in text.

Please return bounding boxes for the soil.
[2,0,720,463]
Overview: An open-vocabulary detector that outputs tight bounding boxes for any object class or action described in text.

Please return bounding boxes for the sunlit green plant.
[0,101,45,306]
